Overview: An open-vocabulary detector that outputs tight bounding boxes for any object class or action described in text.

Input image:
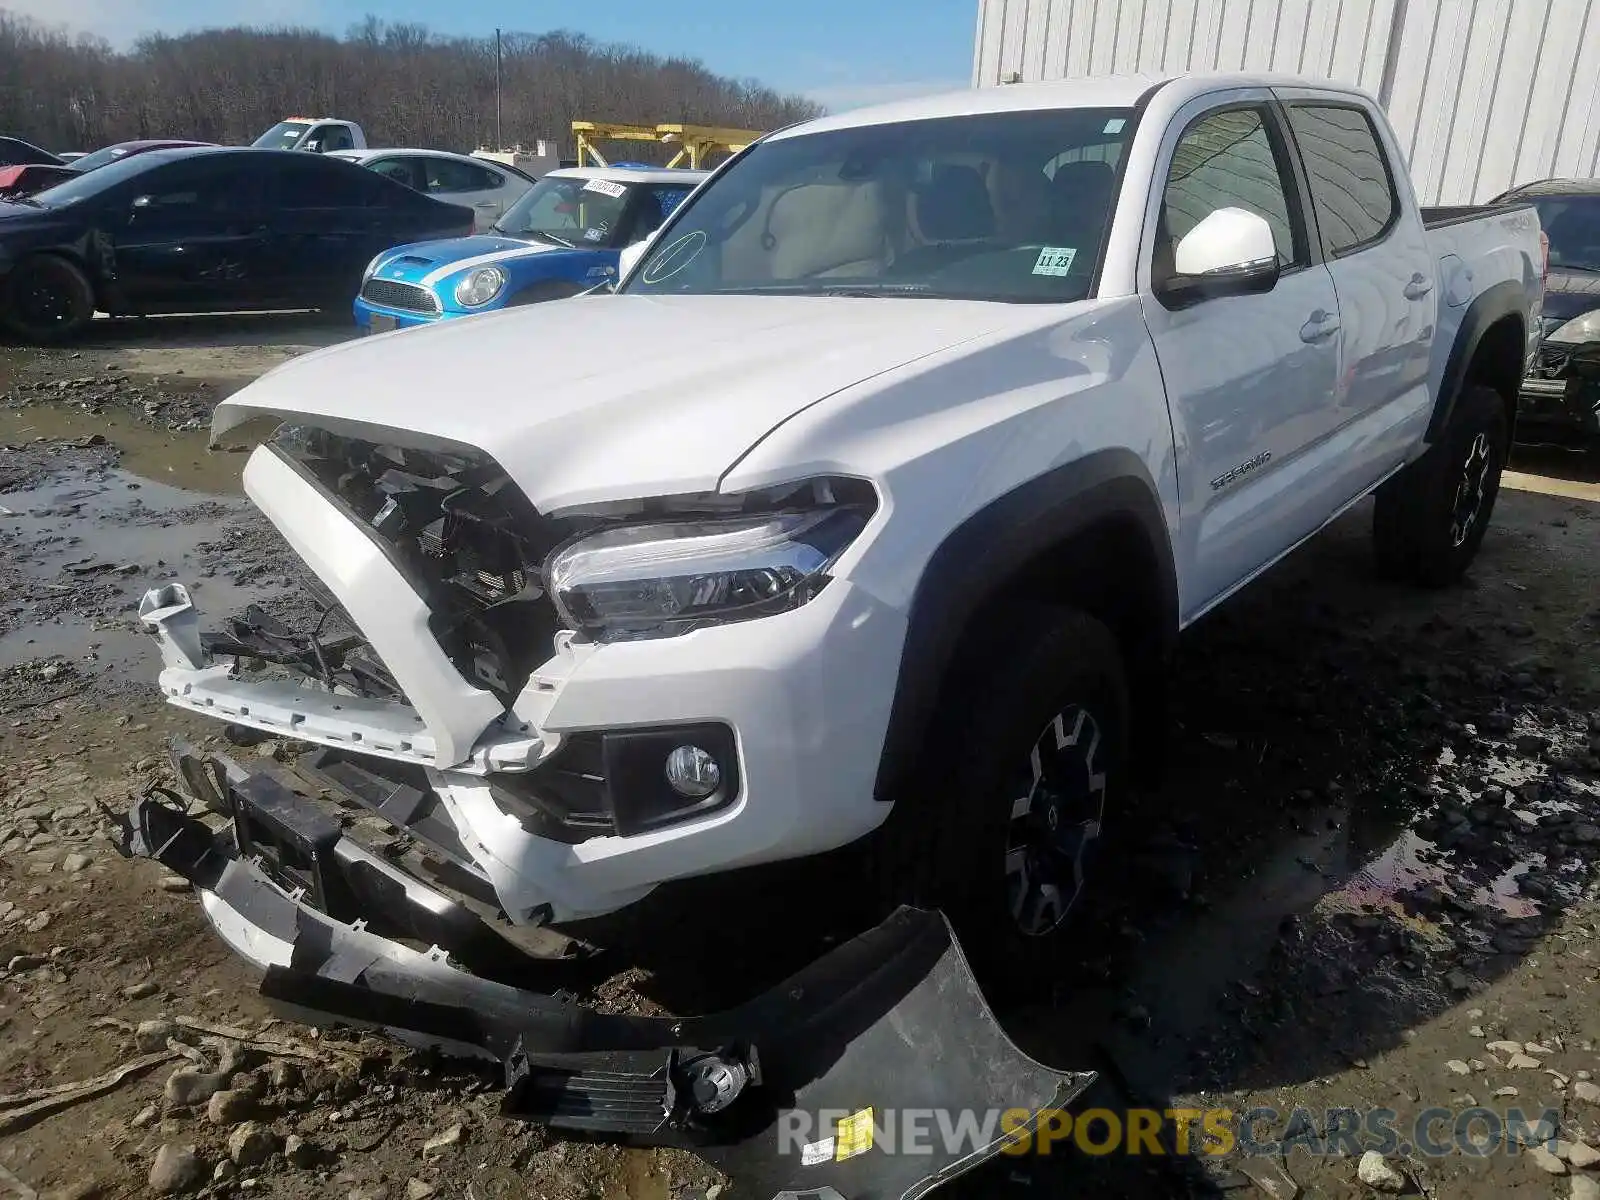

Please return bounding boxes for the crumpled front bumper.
[118,753,1095,1200]
[1519,340,1600,443]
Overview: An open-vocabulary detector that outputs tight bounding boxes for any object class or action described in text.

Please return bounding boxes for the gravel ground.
[2,322,1600,1199]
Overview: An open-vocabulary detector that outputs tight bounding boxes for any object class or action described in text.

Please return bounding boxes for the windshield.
[29,151,178,206]
[252,121,311,150]
[67,144,136,174]
[494,175,632,246]
[621,108,1133,302]
[1527,196,1600,273]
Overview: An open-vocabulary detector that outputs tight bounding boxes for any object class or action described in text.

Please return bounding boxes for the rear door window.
[1283,103,1399,255]
[368,157,425,191]
[425,157,503,194]
[270,158,385,209]
[317,125,356,153]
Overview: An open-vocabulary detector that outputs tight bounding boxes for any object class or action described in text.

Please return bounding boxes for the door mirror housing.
[1156,207,1281,309]
[617,232,657,283]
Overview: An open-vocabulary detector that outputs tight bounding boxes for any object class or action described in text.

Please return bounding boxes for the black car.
[1493,178,1600,447]
[0,137,63,168]
[0,147,476,342]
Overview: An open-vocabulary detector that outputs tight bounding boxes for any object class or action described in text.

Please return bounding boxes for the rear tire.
[2,254,94,343]
[871,607,1129,996]
[1373,383,1507,587]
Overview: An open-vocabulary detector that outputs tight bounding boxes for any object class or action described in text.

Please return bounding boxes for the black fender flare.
[872,448,1178,803]
[1425,278,1529,444]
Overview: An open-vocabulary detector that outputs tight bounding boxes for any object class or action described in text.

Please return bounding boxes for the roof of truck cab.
[770,72,1378,140]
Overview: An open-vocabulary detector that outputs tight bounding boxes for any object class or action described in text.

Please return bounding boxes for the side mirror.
[1156,207,1281,309]
[618,234,655,282]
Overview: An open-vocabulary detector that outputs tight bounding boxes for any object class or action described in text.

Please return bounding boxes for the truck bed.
[1421,203,1531,228]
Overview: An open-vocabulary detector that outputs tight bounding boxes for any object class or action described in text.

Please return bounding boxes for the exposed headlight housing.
[545,481,875,642]
[455,266,508,308]
[1547,310,1600,344]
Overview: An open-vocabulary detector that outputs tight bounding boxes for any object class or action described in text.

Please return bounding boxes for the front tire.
[2,254,94,343]
[1373,383,1507,587]
[872,608,1129,993]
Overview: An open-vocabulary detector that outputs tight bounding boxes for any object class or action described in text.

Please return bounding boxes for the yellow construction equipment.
[572,120,765,170]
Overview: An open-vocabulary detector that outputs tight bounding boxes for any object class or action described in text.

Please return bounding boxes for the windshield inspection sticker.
[1103,117,1127,134]
[1032,246,1078,276]
[582,178,627,198]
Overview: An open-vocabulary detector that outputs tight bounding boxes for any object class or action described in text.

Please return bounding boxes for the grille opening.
[269,427,576,702]
[360,277,441,314]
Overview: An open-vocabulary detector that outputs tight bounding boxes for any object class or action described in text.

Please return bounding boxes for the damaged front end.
[120,747,1094,1199]
[1519,337,1600,445]
[132,428,1094,1194]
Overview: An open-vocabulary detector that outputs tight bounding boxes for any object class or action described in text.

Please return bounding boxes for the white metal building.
[971,0,1600,203]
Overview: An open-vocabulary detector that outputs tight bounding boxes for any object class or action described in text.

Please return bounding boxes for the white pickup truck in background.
[250,116,367,154]
[134,73,1544,1026]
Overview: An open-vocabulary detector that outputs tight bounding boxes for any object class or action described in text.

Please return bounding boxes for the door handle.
[1403,272,1433,300]
[474,201,499,208]
[1299,310,1340,342]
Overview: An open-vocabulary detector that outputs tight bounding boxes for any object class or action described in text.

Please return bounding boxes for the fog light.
[664,745,721,799]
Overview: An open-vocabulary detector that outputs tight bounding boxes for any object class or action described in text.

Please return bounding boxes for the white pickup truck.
[250,116,367,154]
[131,72,1542,1099]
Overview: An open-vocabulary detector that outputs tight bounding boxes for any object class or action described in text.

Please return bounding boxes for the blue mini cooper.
[353,166,706,331]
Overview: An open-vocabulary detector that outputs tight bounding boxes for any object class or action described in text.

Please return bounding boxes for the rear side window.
[369,157,425,191]
[318,126,355,153]
[425,157,502,193]
[1285,104,1398,255]
[271,158,386,209]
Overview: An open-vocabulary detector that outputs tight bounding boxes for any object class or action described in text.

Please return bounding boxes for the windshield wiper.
[818,283,936,297]
[1553,263,1600,274]
[531,231,576,248]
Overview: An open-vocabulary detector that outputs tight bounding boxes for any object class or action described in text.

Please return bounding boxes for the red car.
[0,163,75,196]
[66,139,216,174]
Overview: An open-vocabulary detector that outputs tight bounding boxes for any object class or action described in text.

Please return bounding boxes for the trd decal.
[1211,451,1272,491]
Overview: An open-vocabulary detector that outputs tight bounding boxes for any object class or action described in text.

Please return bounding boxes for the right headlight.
[455,266,508,308]
[361,254,384,283]
[1547,310,1600,344]
[545,503,871,642]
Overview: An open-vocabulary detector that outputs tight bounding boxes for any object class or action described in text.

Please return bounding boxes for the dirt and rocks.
[3,316,1600,1199]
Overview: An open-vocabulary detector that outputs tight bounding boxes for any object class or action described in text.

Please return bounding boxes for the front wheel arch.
[873,454,1178,805]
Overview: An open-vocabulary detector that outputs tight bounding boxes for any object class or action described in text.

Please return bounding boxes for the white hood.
[214,294,1025,512]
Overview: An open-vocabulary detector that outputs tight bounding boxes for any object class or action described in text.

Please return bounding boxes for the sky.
[3,0,977,112]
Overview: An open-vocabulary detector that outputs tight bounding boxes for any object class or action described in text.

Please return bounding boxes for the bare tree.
[0,9,823,154]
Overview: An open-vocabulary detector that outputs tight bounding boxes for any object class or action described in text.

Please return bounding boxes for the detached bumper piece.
[120,760,1094,1200]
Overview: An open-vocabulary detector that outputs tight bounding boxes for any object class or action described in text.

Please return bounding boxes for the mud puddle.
[0,453,300,697]
[0,406,247,495]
